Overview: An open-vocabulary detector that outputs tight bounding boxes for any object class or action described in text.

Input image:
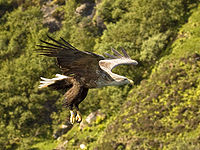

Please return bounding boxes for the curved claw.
[70,110,76,124]
[76,111,82,123]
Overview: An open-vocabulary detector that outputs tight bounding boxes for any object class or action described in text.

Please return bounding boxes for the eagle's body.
[37,35,138,124]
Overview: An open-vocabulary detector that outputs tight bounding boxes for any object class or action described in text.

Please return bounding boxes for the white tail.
[39,74,69,88]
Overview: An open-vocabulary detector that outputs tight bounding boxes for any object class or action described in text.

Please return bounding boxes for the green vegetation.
[0,0,199,149]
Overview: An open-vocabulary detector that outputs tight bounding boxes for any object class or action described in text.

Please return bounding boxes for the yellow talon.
[76,111,82,123]
[70,110,76,124]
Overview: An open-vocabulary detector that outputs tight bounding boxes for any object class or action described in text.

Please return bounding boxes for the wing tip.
[109,47,131,59]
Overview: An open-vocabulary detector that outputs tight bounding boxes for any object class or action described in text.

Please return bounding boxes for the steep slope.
[50,5,200,150]
[95,6,200,149]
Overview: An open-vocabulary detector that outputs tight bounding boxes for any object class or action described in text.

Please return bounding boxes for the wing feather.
[60,37,78,50]
[37,36,104,78]
[99,48,138,71]
[39,39,65,49]
[46,35,69,48]
[104,53,117,59]
[121,47,130,58]
[111,48,123,58]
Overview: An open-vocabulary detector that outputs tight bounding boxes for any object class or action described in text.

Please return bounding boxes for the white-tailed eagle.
[37,35,138,124]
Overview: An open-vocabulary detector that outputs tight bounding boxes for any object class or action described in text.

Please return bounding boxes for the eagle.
[37,35,138,124]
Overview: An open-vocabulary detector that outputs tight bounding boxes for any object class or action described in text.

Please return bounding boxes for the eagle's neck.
[96,68,128,88]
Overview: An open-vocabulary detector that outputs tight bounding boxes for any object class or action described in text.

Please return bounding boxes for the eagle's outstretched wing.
[37,35,104,77]
[100,47,138,71]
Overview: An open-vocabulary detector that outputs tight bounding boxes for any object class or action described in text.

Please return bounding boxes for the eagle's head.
[98,58,137,87]
[107,72,134,86]
[96,72,134,87]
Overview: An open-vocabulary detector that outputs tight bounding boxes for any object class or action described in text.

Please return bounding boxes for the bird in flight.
[37,35,138,124]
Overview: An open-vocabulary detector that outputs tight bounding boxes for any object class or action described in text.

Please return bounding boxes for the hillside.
[0,0,199,149]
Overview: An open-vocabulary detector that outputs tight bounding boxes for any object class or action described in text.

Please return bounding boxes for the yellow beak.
[128,79,134,85]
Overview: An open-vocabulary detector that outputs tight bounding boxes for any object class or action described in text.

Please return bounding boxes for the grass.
[30,139,57,150]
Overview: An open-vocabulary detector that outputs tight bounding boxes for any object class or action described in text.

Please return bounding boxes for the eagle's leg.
[69,105,76,124]
[74,105,82,123]
[74,88,89,123]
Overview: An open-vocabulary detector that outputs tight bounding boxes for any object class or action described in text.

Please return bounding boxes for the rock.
[53,122,73,139]
[75,2,95,17]
[80,109,106,130]
[85,111,97,124]
[80,143,86,149]
[41,1,62,32]
[86,109,106,124]
[54,140,68,150]
[93,0,107,32]
[79,120,88,130]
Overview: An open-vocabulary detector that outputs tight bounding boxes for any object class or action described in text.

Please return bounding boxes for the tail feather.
[39,74,71,89]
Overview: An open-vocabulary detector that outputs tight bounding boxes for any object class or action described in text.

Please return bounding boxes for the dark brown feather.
[37,36,104,78]
[121,47,131,58]
[111,48,123,58]
[60,37,78,50]
[104,52,117,59]
[62,78,83,107]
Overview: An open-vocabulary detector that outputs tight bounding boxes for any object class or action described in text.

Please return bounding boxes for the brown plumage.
[37,35,138,124]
